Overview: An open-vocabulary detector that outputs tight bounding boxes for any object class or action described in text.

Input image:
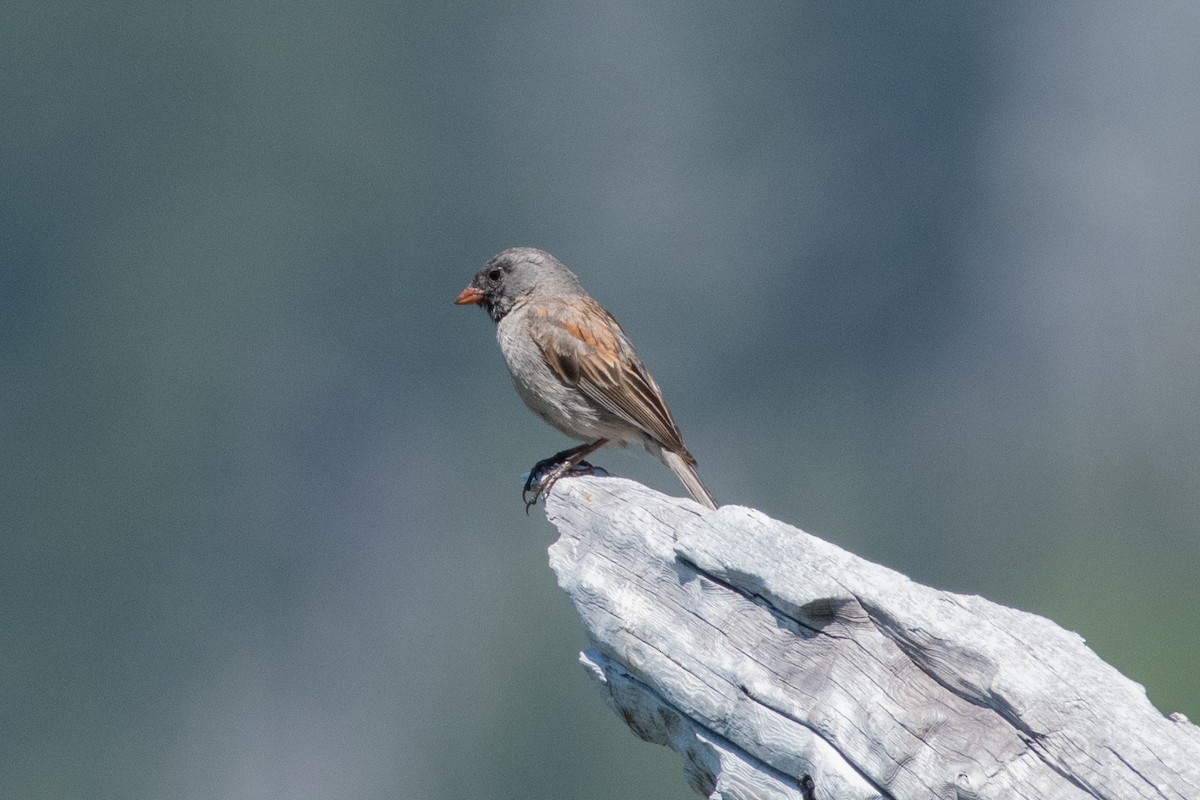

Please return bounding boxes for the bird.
[455,247,718,511]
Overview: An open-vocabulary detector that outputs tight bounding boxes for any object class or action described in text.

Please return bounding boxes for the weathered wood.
[544,476,1200,800]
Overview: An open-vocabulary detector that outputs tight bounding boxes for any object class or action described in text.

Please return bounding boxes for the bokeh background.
[4,2,1199,798]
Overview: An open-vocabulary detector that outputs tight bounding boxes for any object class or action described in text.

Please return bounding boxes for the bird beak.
[454,286,485,306]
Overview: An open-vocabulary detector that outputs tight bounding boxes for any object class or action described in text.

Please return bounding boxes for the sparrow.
[455,247,718,511]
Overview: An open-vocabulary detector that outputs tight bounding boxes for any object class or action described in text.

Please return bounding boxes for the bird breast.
[496,308,634,444]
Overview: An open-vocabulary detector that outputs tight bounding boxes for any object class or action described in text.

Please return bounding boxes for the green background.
[4,2,1198,798]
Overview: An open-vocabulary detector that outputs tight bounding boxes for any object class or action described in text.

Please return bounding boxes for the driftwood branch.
[544,476,1200,800]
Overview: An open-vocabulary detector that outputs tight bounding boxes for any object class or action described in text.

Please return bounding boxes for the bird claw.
[522,458,605,513]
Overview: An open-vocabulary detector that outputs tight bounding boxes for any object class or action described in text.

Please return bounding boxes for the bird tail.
[655,446,719,510]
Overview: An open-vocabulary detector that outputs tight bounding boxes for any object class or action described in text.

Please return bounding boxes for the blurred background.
[3,2,1199,798]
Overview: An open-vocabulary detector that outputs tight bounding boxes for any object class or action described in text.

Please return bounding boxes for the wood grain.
[545,476,1200,800]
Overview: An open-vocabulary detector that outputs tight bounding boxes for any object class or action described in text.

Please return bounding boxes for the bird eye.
[487,268,503,282]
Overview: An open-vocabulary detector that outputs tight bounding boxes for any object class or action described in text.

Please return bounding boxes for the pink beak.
[454,286,485,306]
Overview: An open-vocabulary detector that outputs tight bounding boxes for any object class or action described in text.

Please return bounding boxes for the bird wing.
[528,297,690,458]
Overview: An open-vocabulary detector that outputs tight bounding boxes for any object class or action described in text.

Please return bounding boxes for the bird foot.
[522,457,607,513]
[521,439,610,513]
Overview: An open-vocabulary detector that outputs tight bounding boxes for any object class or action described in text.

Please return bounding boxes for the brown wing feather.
[530,298,687,453]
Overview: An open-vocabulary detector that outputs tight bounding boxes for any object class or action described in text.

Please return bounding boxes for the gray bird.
[455,247,718,510]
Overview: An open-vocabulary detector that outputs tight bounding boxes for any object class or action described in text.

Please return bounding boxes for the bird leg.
[523,438,608,512]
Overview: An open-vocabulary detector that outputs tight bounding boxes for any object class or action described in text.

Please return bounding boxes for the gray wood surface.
[544,476,1200,800]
